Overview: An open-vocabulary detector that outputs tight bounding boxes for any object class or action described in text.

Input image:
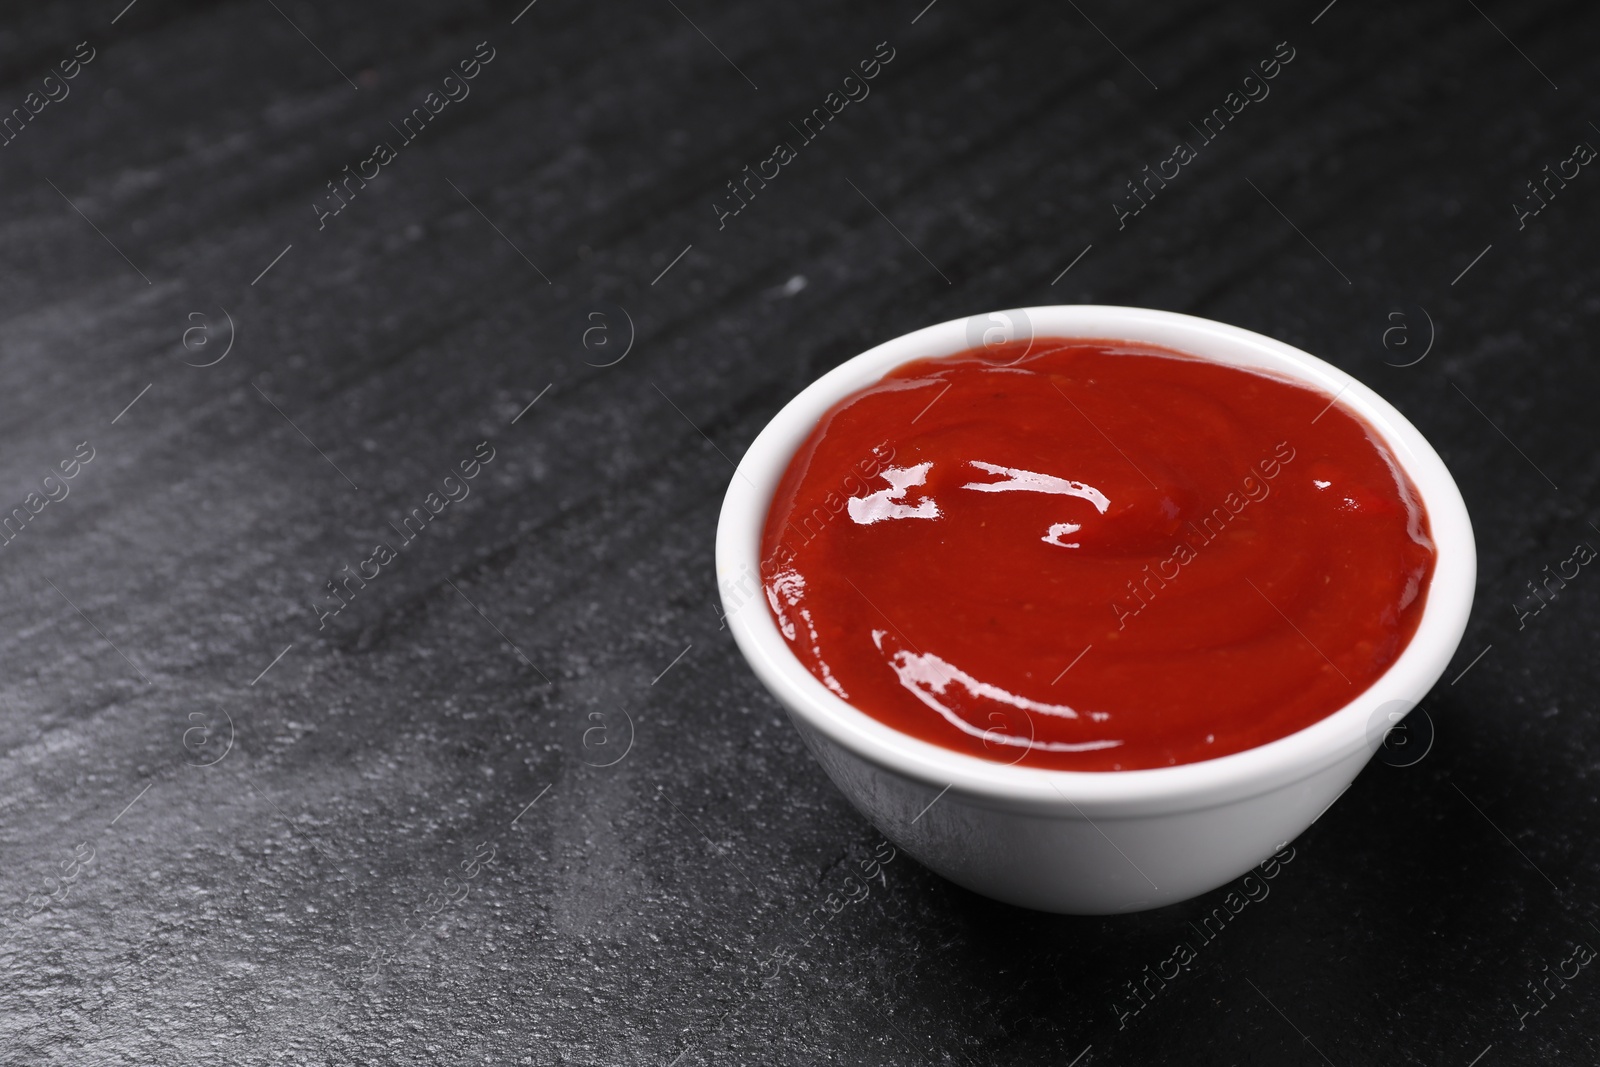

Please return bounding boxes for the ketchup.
[761,339,1436,771]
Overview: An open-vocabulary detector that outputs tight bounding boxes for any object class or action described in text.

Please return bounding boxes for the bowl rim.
[715,305,1476,817]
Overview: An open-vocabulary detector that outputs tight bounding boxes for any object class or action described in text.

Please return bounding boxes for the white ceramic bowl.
[716,305,1475,914]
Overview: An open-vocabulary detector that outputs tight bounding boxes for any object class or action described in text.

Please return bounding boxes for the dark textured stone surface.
[0,0,1597,1063]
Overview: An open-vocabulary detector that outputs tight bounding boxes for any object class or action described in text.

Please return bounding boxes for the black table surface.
[2,1,1596,1064]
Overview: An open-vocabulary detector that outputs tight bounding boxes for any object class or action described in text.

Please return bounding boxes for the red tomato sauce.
[760,339,1436,771]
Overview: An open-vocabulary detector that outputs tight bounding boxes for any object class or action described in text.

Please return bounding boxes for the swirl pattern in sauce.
[761,339,1436,771]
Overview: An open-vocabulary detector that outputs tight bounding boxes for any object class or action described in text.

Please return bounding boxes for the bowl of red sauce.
[716,306,1474,913]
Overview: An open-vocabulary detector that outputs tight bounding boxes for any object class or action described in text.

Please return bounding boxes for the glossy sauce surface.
[761,339,1436,770]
